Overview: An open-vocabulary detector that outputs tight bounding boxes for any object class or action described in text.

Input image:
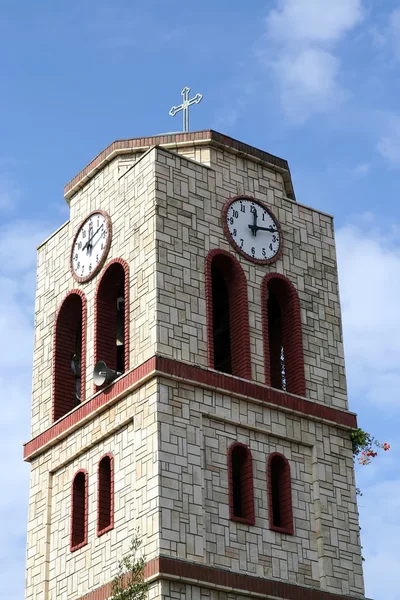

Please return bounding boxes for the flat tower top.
[64,129,295,201]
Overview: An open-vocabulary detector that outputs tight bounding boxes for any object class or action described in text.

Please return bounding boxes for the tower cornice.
[63,130,295,202]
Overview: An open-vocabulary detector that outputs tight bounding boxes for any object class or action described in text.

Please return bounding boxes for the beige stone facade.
[24,132,366,600]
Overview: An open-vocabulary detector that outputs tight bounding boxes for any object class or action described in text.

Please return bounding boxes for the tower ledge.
[64,129,295,203]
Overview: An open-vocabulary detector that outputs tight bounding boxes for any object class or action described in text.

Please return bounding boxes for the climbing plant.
[350,427,390,466]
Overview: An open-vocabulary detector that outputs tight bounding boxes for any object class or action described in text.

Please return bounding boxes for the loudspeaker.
[93,360,120,386]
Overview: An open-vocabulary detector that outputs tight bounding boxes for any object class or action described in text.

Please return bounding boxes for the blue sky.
[1,1,399,598]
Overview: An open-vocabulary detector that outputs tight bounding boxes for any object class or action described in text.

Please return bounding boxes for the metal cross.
[169,86,203,132]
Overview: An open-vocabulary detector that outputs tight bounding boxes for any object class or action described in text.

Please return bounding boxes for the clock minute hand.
[254,226,278,233]
[82,225,103,251]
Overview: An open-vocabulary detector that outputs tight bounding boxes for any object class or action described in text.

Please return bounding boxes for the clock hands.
[253,225,278,234]
[248,210,278,237]
[82,224,104,252]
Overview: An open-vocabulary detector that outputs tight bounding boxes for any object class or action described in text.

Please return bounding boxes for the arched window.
[97,454,114,536]
[228,442,255,525]
[267,453,293,535]
[261,274,305,396]
[95,260,129,381]
[205,250,251,379]
[70,470,88,551]
[53,291,86,422]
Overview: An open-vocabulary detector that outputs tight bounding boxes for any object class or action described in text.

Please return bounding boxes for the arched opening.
[267,453,293,534]
[267,284,286,391]
[71,470,88,551]
[228,442,255,525]
[262,274,305,396]
[97,454,114,536]
[212,263,231,373]
[95,260,129,380]
[53,291,86,422]
[206,250,251,380]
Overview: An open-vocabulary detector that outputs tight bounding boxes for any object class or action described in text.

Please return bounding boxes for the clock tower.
[24,130,367,600]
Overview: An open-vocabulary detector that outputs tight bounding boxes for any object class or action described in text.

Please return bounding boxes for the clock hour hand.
[248,209,258,237]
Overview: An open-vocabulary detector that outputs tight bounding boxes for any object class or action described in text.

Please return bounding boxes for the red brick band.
[77,555,364,600]
[24,356,357,461]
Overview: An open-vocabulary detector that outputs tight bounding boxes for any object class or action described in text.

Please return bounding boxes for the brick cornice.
[78,555,368,600]
[23,356,357,461]
[64,130,295,202]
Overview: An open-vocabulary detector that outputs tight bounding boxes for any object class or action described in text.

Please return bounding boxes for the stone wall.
[25,136,363,600]
[25,381,159,600]
[153,145,348,409]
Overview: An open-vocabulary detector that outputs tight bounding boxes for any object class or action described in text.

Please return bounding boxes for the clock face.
[223,197,282,264]
[70,211,112,283]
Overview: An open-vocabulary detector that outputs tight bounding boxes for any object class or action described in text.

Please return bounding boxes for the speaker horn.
[93,360,120,386]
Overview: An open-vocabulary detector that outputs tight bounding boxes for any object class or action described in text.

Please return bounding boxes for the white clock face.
[224,198,281,262]
[71,211,112,282]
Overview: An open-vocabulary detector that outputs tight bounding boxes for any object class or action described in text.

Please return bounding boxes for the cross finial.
[169,86,203,132]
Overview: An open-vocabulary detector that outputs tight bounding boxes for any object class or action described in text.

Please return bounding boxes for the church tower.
[24,130,367,600]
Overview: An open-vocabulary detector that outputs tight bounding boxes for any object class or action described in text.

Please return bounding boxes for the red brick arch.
[261,273,305,396]
[70,468,88,552]
[227,442,255,525]
[53,290,87,422]
[94,258,130,384]
[97,453,114,536]
[205,249,251,380]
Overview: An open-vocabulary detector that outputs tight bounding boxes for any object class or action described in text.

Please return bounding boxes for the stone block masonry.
[24,131,366,600]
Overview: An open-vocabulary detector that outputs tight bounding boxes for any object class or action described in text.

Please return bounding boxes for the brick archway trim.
[205,248,252,380]
[70,468,88,552]
[94,257,130,381]
[267,452,294,535]
[261,273,306,397]
[77,555,365,600]
[97,453,114,537]
[227,442,255,525]
[52,289,87,422]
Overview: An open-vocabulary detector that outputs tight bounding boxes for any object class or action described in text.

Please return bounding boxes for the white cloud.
[260,0,364,122]
[0,219,58,600]
[337,219,400,409]
[279,49,338,93]
[377,116,400,167]
[266,0,364,45]
[353,162,370,177]
[337,218,400,597]
[357,475,400,599]
[371,8,400,62]
[0,221,51,274]
[274,48,344,122]
[0,173,21,211]
[388,9,400,60]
